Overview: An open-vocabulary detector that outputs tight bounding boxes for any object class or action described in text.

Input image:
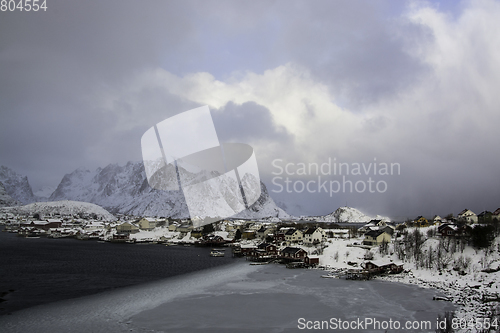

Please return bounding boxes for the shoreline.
[0,261,259,333]
[0,261,456,332]
[377,269,499,327]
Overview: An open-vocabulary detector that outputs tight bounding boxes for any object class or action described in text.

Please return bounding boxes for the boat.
[321,274,338,278]
[210,250,225,257]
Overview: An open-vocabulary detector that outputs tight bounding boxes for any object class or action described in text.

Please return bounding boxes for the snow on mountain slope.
[0,182,22,207]
[0,165,38,204]
[316,206,390,223]
[33,185,57,199]
[0,200,117,221]
[50,161,289,219]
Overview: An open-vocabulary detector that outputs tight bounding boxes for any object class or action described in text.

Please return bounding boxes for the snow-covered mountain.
[50,161,289,219]
[0,165,38,204]
[33,185,57,199]
[0,200,117,221]
[316,206,390,223]
[0,182,22,207]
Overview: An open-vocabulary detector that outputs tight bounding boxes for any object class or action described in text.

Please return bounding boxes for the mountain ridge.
[49,161,289,219]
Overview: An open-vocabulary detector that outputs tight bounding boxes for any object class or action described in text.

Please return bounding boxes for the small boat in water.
[210,250,224,257]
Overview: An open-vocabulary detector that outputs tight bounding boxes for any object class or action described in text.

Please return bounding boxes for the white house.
[457,209,478,223]
[303,227,326,245]
[285,228,303,244]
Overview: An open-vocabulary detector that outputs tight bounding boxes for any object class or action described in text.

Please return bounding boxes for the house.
[477,211,493,223]
[83,222,105,231]
[242,229,256,240]
[414,216,429,227]
[256,226,274,239]
[363,260,403,274]
[273,232,286,243]
[21,220,62,231]
[493,208,500,221]
[239,244,257,256]
[433,215,442,224]
[257,242,277,255]
[303,227,326,245]
[438,223,472,238]
[369,219,386,227]
[116,221,139,234]
[358,223,377,233]
[380,225,395,236]
[111,233,129,242]
[438,223,457,237]
[280,247,308,261]
[285,228,303,244]
[304,256,320,266]
[325,228,350,238]
[362,229,391,246]
[190,228,203,239]
[137,218,157,231]
[177,224,193,234]
[247,242,278,261]
[457,209,478,224]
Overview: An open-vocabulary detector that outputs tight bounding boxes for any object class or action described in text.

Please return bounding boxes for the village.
[1,204,500,330]
[2,207,499,277]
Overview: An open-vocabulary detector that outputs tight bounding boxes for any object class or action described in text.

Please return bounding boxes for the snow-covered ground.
[0,200,117,221]
[316,227,500,332]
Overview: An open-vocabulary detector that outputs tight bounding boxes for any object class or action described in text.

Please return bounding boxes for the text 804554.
[1,0,47,11]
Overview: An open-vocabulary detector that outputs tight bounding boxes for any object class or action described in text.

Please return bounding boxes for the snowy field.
[317,228,500,331]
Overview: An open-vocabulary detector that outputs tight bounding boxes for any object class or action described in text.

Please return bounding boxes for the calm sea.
[0,227,235,315]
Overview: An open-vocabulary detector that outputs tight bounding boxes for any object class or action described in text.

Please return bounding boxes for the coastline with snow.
[0,260,455,333]
[316,227,500,331]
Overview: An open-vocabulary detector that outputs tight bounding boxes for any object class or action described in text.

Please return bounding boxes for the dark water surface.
[0,227,235,314]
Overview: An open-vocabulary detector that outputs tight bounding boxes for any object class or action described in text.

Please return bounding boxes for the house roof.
[285,228,297,235]
[493,208,500,216]
[365,260,403,268]
[257,242,274,249]
[303,228,317,235]
[281,247,305,254]
[458,209,475,216]
[365,229,387,238]
[478,211,492,217]
[440,224,458,231]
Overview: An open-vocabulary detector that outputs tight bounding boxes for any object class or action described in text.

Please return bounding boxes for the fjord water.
[0,228,455,332]
[0,227,234,315]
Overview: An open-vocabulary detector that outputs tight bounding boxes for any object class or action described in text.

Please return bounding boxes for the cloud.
[211,101,292,143]
[1,0,500,219]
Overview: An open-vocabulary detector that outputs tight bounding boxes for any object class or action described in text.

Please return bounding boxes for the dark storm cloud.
[211,101,293,143]
[271,1,430,108]
[0,0,199,189]
[1,0,498,221]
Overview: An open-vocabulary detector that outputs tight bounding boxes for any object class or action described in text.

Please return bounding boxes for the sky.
[1,0,500,220]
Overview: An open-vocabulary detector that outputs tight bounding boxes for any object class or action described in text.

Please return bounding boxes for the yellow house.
[415,216,429,227]
[116,221,139,234]
[363,230,391,246]
[137,218,157,231]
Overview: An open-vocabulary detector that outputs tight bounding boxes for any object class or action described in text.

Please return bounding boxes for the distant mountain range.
[0,163,289,219]
[0,164,389,222]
